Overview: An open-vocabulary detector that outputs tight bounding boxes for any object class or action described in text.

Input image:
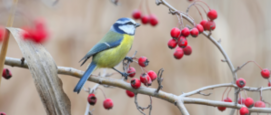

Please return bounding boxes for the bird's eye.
[125,22,134,25]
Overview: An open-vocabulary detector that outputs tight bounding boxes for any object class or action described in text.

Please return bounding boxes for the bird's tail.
[74,62,97,93]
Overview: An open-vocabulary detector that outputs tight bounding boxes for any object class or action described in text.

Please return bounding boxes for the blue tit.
[74,18,140,93]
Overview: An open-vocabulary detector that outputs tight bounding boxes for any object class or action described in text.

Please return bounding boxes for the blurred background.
[0,0,271,114]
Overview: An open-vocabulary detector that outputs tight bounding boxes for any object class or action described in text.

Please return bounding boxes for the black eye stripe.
[125,22,134,25]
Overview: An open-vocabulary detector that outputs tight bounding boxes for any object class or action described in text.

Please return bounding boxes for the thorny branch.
[156,68,164,93]
[134,94,152,115]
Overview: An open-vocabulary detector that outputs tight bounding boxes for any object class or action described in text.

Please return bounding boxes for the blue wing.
[79,38,123,66]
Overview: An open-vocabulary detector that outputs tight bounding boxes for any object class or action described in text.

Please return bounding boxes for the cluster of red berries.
[131,0,158,26]
[2,68,12,80]
[21,18,49,43]
[167,3,218,59]
[238,98,266,115]
[168,27,193,60]
[132,10,158,26]
[125,56,157,97]
[87,93,114,110]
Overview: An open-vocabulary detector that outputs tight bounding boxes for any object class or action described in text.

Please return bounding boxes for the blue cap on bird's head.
[111,17,140,35]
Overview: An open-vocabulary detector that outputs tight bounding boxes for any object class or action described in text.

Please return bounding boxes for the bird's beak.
[135,23,140,27]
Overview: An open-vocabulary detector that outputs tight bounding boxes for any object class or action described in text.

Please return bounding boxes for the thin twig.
[84,84,99,115]
[234,61,263,73]
[134,94,153,115]
[156,68,164,93]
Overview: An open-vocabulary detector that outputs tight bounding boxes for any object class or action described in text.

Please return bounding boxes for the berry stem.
[140,67,145,74]
[186,2,204,22]
[195,3,207,17]
[193,5,203,21]
[176,14,183,29]
[145,0,151,15]
[221,87,228,100]
[244,90,248,98]
[138,0,144,10]
[227,87,232,97]
[235,61,263,73]
[195,0,211,10]
[97,87,107,99]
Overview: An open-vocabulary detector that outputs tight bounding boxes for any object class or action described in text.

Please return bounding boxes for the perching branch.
[5,56,271,114]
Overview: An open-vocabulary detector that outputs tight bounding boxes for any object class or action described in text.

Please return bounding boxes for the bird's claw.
[121,72,129,80]
[124,56,133,62]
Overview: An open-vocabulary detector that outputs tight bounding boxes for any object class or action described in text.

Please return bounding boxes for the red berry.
[224,97,233,102]
[0,112,6,115]
[32,29,48,43]
[0,27,5,42]
[240,106,249,115]
[140,73,152,86]
[261,69,270,79]
[183,45,192,55]
[238,98,246,105]
[245,97,254,108]
[127,67,136,77]
[168,39,177,49]
[149,15,158,26]
[147,70,157,81]
[254,101,266,108]
[236,78,246,88]
[31,19,49,43]
[218,97,232,112]
[170,28,181,38]
[205,21,216,31]
[131,78,141,89]
[21,27,33,40]
[178,36,187,48]
[190,28,199,37]
[87,93,97,105]
[268,82,271,87]
[207,9,218,21]
[103,98,113,110]
[35,18,46,30]
[126,90,135,97]
[138,56,149,67]
[2,68,12,79]
[196,24,204,33]
[181,27,190,37]
[200,20,207,30]
[132,9,141,19]
[141,15,149,24]
[174,47,184,59]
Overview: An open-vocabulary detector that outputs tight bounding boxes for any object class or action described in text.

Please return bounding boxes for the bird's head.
[111,18,140,35]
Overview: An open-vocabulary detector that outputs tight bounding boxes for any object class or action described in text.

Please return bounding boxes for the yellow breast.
[93,34,134,68]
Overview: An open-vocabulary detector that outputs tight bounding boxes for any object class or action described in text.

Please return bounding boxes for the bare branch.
[183,97,271,113]
[175,98,189,115]
[4,56,271,113]
[134,94,152,115]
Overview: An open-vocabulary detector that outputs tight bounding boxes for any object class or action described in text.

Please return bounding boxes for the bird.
[74,18,140,93]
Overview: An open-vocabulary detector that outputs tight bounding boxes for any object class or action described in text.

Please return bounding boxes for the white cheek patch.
[119,25,135,35]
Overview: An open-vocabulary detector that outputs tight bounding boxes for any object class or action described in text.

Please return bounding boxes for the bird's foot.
[124,56,133,63]
[121,72,129,80]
